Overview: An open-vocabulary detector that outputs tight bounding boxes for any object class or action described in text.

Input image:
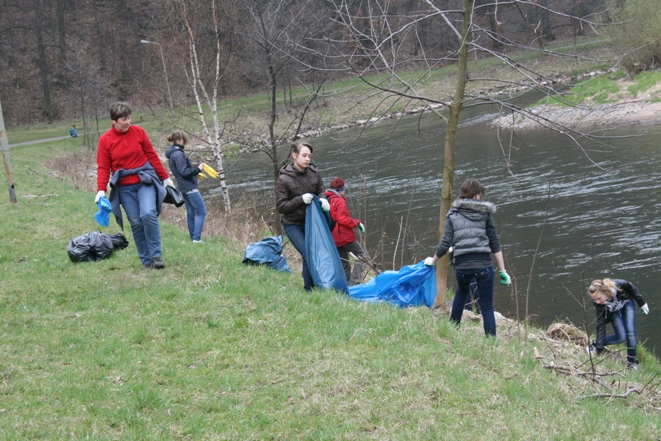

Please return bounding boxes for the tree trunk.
[267,50,283,236]
[540,0,555,42]
[33,0,55,121]
[433,0,472,310]
[57,0,68,84]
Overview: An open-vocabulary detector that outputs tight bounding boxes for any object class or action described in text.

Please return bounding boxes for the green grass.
[628,70,661,96]
[534,76,621,107]
[1,131,660,439]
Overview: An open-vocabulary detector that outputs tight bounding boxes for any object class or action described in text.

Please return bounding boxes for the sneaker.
[153,256,165,269]
[192,240,203,243]
[626,363,638,371]
[587,341,597,356]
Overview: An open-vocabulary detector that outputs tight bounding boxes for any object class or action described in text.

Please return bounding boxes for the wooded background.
[1,0,616,128]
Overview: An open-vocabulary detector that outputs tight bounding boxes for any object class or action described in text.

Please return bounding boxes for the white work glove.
[641,303,649,315]
[302,193,314,204]
[320,198,330,212]
[94,190,105,204]
[424,257,435,266]
[499,270,512,287]
[163,178,175,187]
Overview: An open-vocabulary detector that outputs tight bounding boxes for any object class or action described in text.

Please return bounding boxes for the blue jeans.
[283,224,314,291]
[184,190,207,241]
[118,183,162,265]
[450,266,496,336]
[605,300,637,364]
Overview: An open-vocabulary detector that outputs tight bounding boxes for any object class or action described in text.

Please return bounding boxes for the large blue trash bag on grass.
[305,196,349,293]
[348,261,436,307]
[242,236,291,273]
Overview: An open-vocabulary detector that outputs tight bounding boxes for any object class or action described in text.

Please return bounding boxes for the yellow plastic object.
[197,173,206,179]
[202,164,219,178]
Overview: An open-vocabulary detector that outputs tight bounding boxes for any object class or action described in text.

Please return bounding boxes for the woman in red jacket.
[325,178,366,286]
[95,101,174,269]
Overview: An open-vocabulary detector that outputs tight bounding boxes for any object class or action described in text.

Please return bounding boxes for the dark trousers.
[450,266,496,336]
[337,241,366,286]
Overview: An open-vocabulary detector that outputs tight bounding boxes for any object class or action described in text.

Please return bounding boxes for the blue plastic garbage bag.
[94,196,112,228]
[348,261,436,308]
[305,196,349,293]
[243,236,291,273]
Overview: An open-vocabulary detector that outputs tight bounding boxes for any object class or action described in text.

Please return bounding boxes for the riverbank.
[2,139,661,438]
[490,99,661,131]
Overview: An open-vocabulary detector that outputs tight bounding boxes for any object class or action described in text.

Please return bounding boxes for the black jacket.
[593,279,646,352]
[165,144,199,195]
[275,163,326,226]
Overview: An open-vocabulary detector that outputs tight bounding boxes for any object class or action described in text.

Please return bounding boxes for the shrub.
[606,0,661,75]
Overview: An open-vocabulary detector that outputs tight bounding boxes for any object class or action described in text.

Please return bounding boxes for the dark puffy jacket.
[434,198,502,265]
[165,144,199,195]
[275,163,326,226]
[594,279,647,352]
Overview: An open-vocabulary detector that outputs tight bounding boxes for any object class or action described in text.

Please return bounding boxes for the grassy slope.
[1,136,660,438]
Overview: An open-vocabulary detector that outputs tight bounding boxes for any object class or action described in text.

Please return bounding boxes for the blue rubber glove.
[358,223,365,234]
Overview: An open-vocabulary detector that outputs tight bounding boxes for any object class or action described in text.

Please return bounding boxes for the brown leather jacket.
[275,163,326,226]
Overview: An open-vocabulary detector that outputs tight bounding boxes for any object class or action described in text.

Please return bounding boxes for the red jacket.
[96,124,169,191]
[326,189,360,247]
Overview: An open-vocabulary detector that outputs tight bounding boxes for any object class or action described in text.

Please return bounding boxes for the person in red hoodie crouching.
[325,178,367,286]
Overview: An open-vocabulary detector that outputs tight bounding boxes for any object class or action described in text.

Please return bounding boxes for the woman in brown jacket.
[275,142,330,291]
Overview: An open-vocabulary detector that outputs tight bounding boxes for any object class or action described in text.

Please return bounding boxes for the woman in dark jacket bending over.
[275,142,330,291]
[588,278,649,370]
[424,179,511,336]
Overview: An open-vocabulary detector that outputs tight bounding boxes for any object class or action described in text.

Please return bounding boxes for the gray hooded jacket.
[434,198,502,267]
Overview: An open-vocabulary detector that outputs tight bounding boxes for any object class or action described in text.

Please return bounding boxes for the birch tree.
[172,0,233,211]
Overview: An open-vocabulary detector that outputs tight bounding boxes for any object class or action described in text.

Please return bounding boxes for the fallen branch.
[575,388,641,401]
[543,364,625,379]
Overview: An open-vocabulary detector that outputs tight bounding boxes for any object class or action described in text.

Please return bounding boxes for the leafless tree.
[171,0,234,211]
[239,0,330,234]
[310,0,621,308]
[66,43,109,150]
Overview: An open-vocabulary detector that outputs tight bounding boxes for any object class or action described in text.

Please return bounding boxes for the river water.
[211,104,661,356]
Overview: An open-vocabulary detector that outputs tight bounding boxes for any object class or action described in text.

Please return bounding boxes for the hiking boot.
[153,256,165,269]
[626,362,639,371]
[143,262,154,269]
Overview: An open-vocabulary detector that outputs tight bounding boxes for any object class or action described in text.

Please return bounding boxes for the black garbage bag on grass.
[67,231,129,262]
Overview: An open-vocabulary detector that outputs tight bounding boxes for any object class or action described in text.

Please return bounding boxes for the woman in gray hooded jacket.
[424,179,510,336]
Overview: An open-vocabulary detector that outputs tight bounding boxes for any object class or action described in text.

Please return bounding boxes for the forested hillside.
[0,0,612,127]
